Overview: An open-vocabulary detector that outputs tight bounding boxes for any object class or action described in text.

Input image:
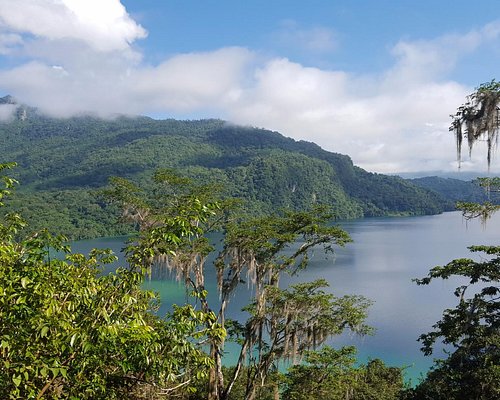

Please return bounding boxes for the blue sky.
[0,0,499,173]
[123,0,499,82]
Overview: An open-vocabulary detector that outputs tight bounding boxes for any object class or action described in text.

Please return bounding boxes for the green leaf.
[40,326,49,338]
[70,333,77,347]
[12,375,21,387]
[20,277,28,288]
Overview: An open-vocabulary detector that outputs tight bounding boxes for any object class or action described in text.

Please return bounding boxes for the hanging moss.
[451,80,500,168]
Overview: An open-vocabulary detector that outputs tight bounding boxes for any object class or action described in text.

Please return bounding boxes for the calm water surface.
[71,211,500,384]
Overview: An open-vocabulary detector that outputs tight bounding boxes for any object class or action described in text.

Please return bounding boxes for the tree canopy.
[410,246,500,399]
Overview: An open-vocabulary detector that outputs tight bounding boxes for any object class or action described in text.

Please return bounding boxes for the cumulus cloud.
[222,23,500,172]
[0,2,499,172]
[0,47,254,118]
[222,23,500,173]
[384,23,499,87]
[224,58,470,172]
[0,0,146,52]
[130,48,254,113]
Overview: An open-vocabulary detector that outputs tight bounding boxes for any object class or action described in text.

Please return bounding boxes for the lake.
[70,211,500,384]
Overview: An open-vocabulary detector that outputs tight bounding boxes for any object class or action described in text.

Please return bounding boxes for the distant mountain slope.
[1,102,448,239]
[410,176,499,205]
[395,171,500,181]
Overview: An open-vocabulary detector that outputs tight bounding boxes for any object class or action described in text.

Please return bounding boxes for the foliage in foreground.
[106,170,373,400]
[0,163,220,399]
[4,143,499,399]
[409,245,500,400]
[0,163,381,400]
[408,81,500,399]
[187,347,405,400]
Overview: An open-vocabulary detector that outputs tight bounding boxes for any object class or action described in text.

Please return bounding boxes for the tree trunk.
[208,344,221,400]
[208,368,218,400]
[245,385,257,400]
[215,347,225,399]
[223,339,249,400]
[273,382,280,400]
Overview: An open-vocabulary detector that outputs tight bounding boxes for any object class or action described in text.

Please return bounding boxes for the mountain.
[410,176,499,205]
[1,108,448,239]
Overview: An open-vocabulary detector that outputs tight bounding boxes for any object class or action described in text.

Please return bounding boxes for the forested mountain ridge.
[1,99,447,239]
[409,176,499,204]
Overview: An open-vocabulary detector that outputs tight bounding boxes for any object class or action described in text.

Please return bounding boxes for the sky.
[0,0,499,173]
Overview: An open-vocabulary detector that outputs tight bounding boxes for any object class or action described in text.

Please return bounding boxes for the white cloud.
[130,48,254,112]
[383,21,500,91]
[220,22,500,173]
[0,47,254,118]
[219,56,469,172]
[160,21,493,173]
[0,3,499,173]
[0,0,146,52]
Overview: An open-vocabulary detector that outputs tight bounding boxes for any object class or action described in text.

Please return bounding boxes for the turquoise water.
[70,211,500,384]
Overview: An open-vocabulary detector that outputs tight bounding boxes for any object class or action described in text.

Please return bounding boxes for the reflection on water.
[71,211,500,384]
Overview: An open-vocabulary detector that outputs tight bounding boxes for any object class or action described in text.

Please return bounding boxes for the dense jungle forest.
[0,97,461,240]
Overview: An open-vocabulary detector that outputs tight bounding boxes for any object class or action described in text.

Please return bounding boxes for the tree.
[283,346,405,400]
[105,170,372,400]
[456,177,500,225]
[411,246,500,399]
[0,163,220,399]
[217,214,372,400]
[409,82,500,399]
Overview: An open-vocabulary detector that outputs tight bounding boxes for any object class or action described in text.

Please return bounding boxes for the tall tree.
[411,246,500,399]
[216,213,371,400]
[106,171,372,400]
[409,82,500,399]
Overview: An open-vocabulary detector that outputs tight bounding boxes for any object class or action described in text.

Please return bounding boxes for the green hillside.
[2,102,446,239]
[409,176,499,205]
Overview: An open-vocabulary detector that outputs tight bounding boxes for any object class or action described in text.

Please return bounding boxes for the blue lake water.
[70,211,500,384]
